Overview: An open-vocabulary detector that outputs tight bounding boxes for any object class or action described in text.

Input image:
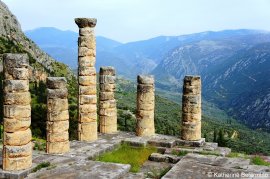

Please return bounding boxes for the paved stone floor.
[0,132,269,179]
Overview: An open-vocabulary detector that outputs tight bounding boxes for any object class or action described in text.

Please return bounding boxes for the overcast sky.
[2,0,270,42]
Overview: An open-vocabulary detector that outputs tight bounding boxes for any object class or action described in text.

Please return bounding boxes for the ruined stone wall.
[136,75,155,136]
[75,18,98,141]
[99,67,117,133]
[3,53,32,171]
[181,76,201,141]
[46,77,69,154]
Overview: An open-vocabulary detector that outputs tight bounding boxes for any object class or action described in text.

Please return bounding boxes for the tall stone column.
[136,75,155,136]
[46,77,69,154]
[75,18,98,141]
[99,67,117,133]
[2,53,32,171]
[181,76,201,141]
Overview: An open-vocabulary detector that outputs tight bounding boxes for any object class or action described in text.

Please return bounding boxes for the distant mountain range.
[25,27,270,132]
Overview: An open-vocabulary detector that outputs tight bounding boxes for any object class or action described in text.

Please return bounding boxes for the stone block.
[47,88,68,99]
[79,27,94,36]
[78,47,95,57]
[78,122,97,141]
[47,98,68,112]
[99,125,117,134]
[182,95,201,105]
[181,121,201,141]
[182,104,201,114]
[99,92,114,101]
[137,101,154,110]
[2,155,32,171]
[136,109,154,120]
[4,105,31,118]
[99,75,116,84]
[100,66,115,76]
[4,92,31,105]
[47,131,69,142]
[4,117,31,132]
[99,108,117,117]
[79,104,97,113]
[79,86,97,95]
[79,95,97,104]
[79,66,96,76]
[78,56,95,67]
[78,76,96,86]
[182,113,201,122]
[99,100,116,109]
[4,128,32,146]
[47,120,69,133]
[4,68,29,80]
[75,18,97,28]
[3,80,29,92]
[99,84,115,92]
[99,116,117,126]
[79,112,97,122]
[136,125,155,137]
[175,138,205,147]
[137,75,154,84]
[47,77,67,89]
[3,142,32,158]
[3,53,29,68]
[78,36,95,49]
[137,91,155,102]
[46,141,70,154]
[137,84,154,93]
[47,110,69,121]
[183,85,200,95]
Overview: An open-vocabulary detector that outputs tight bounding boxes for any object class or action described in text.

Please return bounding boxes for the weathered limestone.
[99,67,117,133]
[136,75,155,136]
[46,77,70,154]
[2,53,32,171]
[181,76,201,141]
[75,18,98,141]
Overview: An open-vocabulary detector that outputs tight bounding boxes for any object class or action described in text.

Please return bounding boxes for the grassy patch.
[32,162,51,173]
[96,143,157,172]
[251,156,270,166]
[172,150,188,156]
[199,151,220,156]
[32,137,46,151]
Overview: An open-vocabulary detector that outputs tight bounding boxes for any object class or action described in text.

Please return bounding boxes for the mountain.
[153,33,270,131]
[0,1,73,80]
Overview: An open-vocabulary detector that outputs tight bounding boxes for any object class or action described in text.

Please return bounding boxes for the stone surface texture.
[99,66,117,133]
[46,77,69,154]
[75,18,98,141]
[181,75,202,141]
[2,53,32,171]
[136,75,155,136]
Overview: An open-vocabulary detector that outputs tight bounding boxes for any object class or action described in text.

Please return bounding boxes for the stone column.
[46,77,69,154]
[2,53,32,171]
[99,67,117,133]
[136,75,155,136]
[181,76,201,141]
[75,18,98,141]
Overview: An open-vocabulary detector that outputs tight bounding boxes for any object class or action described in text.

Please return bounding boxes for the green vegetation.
[146,166,171,179]
[172,150,188,156]
[32,162,51,173]
[251,156,270,166]
[96,143,157,172]
[32,137,46,151]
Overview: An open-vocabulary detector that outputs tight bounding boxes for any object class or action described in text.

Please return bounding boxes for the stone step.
[149,153,181,164]
[120,173,144,179]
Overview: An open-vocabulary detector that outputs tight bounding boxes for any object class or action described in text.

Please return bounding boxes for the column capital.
[75,18,97,28]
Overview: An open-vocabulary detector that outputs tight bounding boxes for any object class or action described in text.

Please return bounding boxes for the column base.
[0,163,36,179]
[175,138,205,147]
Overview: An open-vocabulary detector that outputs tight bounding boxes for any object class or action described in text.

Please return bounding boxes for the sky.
[2,0,270,43]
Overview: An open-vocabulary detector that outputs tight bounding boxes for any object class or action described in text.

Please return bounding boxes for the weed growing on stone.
[172,150,188,156]
[96,143,157,172]
[32,162,51,173]
[251,156,270,166]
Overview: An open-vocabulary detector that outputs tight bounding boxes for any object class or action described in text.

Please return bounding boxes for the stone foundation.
[2,53,32,171]
[75,18,98,141]
[46,77,69,154]
[181,76,201,141]
[136,75,155,136]
[99,67,117,133]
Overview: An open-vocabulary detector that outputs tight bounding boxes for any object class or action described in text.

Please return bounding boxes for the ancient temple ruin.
[75,18,98,141]
[136,75,155,136]
[2,54,32,171]
[46,77,70,154]
[181,76,202,141]
[99,67,117,133]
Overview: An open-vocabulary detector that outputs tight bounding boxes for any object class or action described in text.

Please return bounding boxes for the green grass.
[251,156,270,166]
[172,150,188,156]
[96,143,157,172]
[32,162,51,173]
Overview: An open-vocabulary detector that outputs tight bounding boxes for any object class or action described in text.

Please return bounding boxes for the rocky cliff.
[0,0,73,81]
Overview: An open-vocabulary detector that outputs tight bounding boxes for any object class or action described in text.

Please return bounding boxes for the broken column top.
[3,53,29,68]
[100,66,115,76]
[137,75,154,84]
[75,18,97,28]
[184,75,201,82]
[47,77,67,89]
